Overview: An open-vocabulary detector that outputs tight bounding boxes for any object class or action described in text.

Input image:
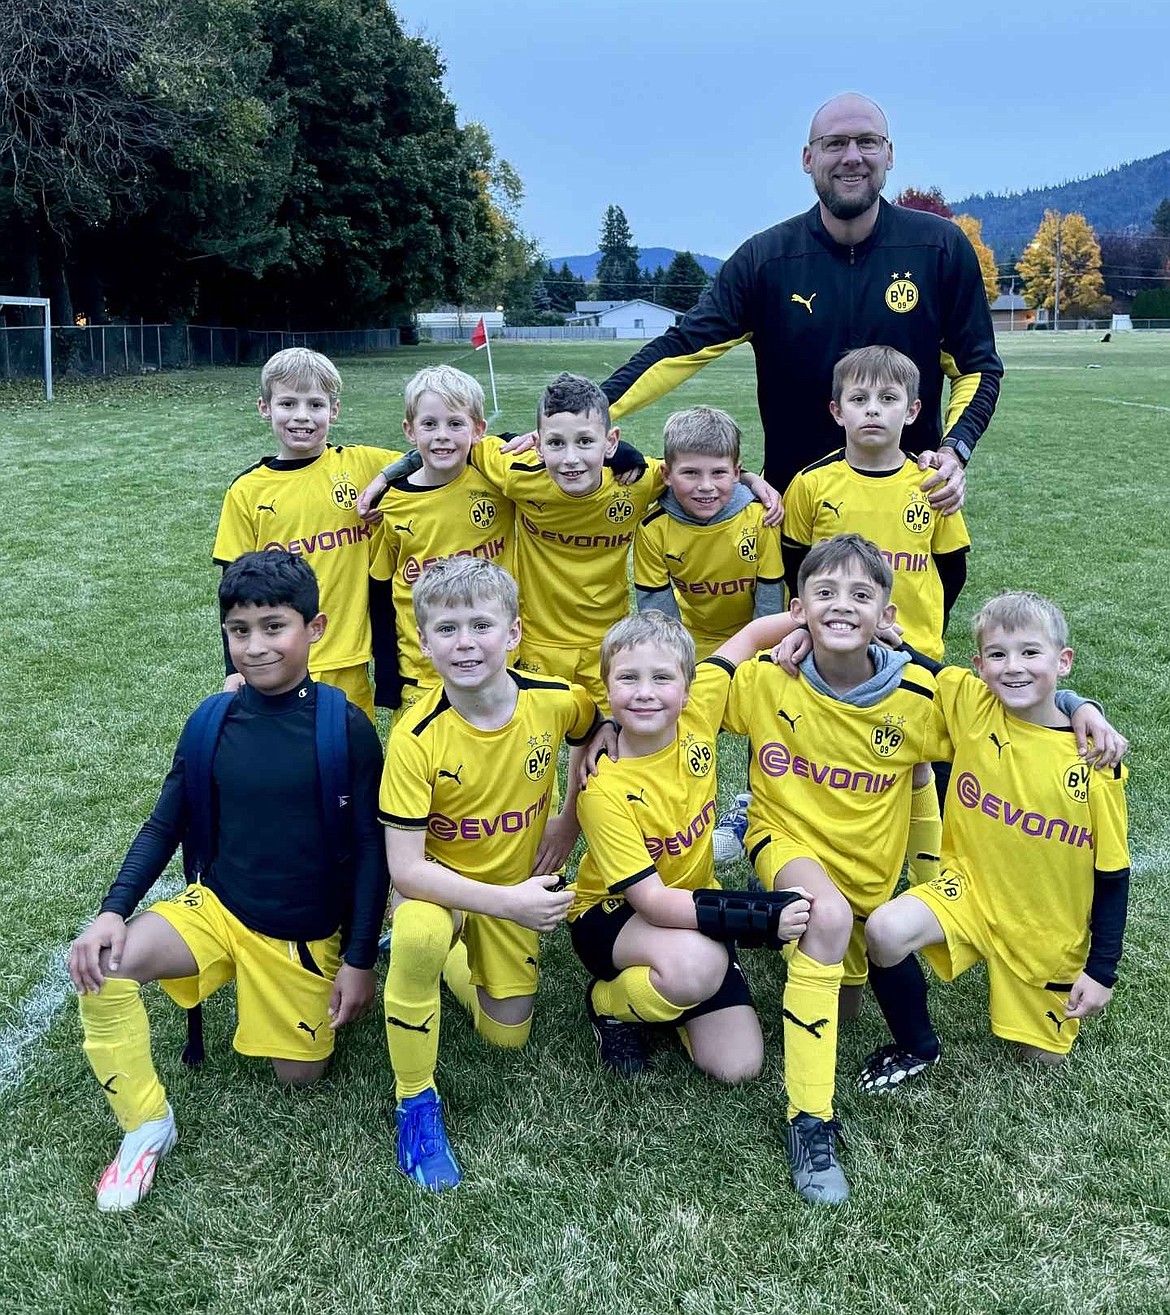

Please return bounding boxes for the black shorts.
[568,901,753,1021]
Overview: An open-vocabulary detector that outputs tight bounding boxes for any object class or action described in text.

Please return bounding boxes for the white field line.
[0,875,183,1099]
[1091,397,1170,414]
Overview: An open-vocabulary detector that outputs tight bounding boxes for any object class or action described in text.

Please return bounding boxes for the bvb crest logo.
[1063,762,1090,804]
[173,886,204,909]
[606,494,635,524]
[884,271,919,314]
[469,496,497,531]
[524,733,553,781]
[684,733,714,778]
[737,528,758,562]
[870,714,905,758]
[330,474,358,510]
[931,873,963,902]
[903,491,931,535]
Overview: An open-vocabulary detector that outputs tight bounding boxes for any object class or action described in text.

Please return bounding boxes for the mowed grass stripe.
[0,334,1167,1314]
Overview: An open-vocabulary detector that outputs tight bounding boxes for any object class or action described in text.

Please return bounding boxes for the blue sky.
[391,0,1170,261]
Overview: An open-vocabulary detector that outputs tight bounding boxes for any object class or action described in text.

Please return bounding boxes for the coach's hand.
[329,963,375,1028]
[507,874,574,932]
[68,912,128,994]
[533,811,579,878]
[917,448,966,515]
[1064,972,1112,1020]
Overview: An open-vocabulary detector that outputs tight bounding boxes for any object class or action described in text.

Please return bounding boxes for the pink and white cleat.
[95,1104,178,1211]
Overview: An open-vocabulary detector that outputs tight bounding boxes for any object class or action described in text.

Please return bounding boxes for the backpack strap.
[181,691,236,880]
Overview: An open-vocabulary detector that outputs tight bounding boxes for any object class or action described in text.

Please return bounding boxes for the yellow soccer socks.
[782,948,844,1122]
[591,966,686,1025]
[383,901,454,1100]
[906,776,942,886]
[442,938,532,1048]
[78,977,169,1132]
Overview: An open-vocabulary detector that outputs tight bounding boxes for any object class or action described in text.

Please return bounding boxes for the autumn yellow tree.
[951,215,998,302]
[1017,210,1109,320]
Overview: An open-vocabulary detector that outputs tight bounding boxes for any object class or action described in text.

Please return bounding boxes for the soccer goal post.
[0,296,52,400]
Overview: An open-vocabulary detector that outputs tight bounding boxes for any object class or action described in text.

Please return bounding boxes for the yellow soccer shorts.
[314,662,375,723]
[462,909,541,1000]
[906,871,1080,1055]
[516,640,607,711]
[149,884,342,1061]
[749,832,891,988]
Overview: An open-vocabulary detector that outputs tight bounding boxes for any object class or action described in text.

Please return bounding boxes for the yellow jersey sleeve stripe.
[609,334,753,420]
[939,350,983,435]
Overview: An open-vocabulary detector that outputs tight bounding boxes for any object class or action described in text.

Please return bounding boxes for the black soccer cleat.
[585,981,648,1078]
[856,1042,940,1094]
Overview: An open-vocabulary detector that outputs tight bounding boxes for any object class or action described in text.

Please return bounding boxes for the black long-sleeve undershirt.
[100,678,388,969]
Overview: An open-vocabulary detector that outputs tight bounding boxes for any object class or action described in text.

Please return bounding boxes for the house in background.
[567,299,681,338]
[990,291,1034,332]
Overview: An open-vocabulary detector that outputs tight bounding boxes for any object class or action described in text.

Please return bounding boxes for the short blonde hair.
[404,365,485,426]
[663,406,742,464]
[797,532,892,600]
[972,591,1069,650]
[412,557,519,629]
[260,348,342,403]
[832,344,920,405]
[600,611,696,687]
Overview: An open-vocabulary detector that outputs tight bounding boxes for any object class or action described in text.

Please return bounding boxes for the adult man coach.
[601,93,1002,512]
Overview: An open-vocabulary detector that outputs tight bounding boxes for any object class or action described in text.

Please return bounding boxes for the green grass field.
[1,333,1167,1314]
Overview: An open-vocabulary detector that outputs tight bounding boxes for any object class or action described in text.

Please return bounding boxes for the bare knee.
[271,1058,328,1086]
[866,903,910,967]
[1018,1044,1067,1067]
[702,1050,762,1085]
[799,886,852,961]
[652,935,727,1005]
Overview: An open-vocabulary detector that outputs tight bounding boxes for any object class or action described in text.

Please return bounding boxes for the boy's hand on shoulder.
[1070,705,1129,770]
[357,472,389,523]
[67,912,128,995]
[742,472,784,527]
[505,874,574,932]
[500,431,537,455]
[771,627,811,675]
[533,811,580,878]
[329,963,375,1028]
[875,616,904,650]
[1064,972,1112,1020]
[222,672,246,695]
[578,720,620,786]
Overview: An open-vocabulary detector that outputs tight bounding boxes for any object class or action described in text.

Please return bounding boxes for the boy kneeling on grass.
[69,552,387,1211]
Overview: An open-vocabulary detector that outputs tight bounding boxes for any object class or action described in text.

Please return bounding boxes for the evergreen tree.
[596,204,640,301]
[658,251,709,312]
[1152,197,1170,238]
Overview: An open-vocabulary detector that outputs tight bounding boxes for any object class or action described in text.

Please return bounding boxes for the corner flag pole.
[471,315,498,418]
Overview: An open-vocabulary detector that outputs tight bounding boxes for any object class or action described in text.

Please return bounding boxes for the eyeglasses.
[808,134,889,156]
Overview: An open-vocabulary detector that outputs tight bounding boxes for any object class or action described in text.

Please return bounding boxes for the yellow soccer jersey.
[213,444,397,673]
[936,666,1130,986]
[633,503,783,656]
[471,440,665,649]
[571,658,734,918]
[724,655,951,909]
[375,465,516,687]
[379,671,598,886]
[782,451,970,659]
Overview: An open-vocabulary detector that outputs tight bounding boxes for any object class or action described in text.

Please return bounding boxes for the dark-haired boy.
[68,551,387,1211]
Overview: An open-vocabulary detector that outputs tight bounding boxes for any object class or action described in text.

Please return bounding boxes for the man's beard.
[815,174,882,220]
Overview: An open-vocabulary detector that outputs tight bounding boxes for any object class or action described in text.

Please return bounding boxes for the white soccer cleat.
[95,1104,178,1212]
[712,792,752,865]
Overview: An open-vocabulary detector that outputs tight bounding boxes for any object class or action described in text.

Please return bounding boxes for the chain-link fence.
[0,322,402,381]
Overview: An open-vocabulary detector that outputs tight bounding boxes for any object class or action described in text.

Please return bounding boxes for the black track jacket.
[602,200,1003,492]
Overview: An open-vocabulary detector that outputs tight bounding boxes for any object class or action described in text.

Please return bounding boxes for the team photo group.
[67,93,1133,1214]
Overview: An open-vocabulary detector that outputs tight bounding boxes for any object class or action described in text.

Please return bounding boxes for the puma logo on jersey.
[1045,1010,1065,1033]
[665,552,685,564]
[525,956,538,967]
[297,1020,322,1041]
[783,1008,830,1039]
[822,500,843,518]
[777,709,802,731]
[257,503,277,514]
[438,765,464,785]
[394,520,415,536]
[790,292,817,314]
[626,788,649,806]
[989,733,1010,759]
[386,1012,435,1034]
[527,500,547,512]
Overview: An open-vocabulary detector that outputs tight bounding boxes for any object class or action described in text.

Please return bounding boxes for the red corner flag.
[470,316,487,350]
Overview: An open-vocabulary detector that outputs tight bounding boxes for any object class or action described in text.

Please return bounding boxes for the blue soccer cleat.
[394,1088,461,1192]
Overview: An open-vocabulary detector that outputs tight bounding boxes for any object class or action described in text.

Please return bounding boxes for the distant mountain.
[952,150,1170,260]
[548,248,723,280]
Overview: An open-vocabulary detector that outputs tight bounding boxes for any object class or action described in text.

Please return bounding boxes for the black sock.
[867,954,940,1060]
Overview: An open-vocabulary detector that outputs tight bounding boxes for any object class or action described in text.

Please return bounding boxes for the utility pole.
[1053,214,1063,333]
